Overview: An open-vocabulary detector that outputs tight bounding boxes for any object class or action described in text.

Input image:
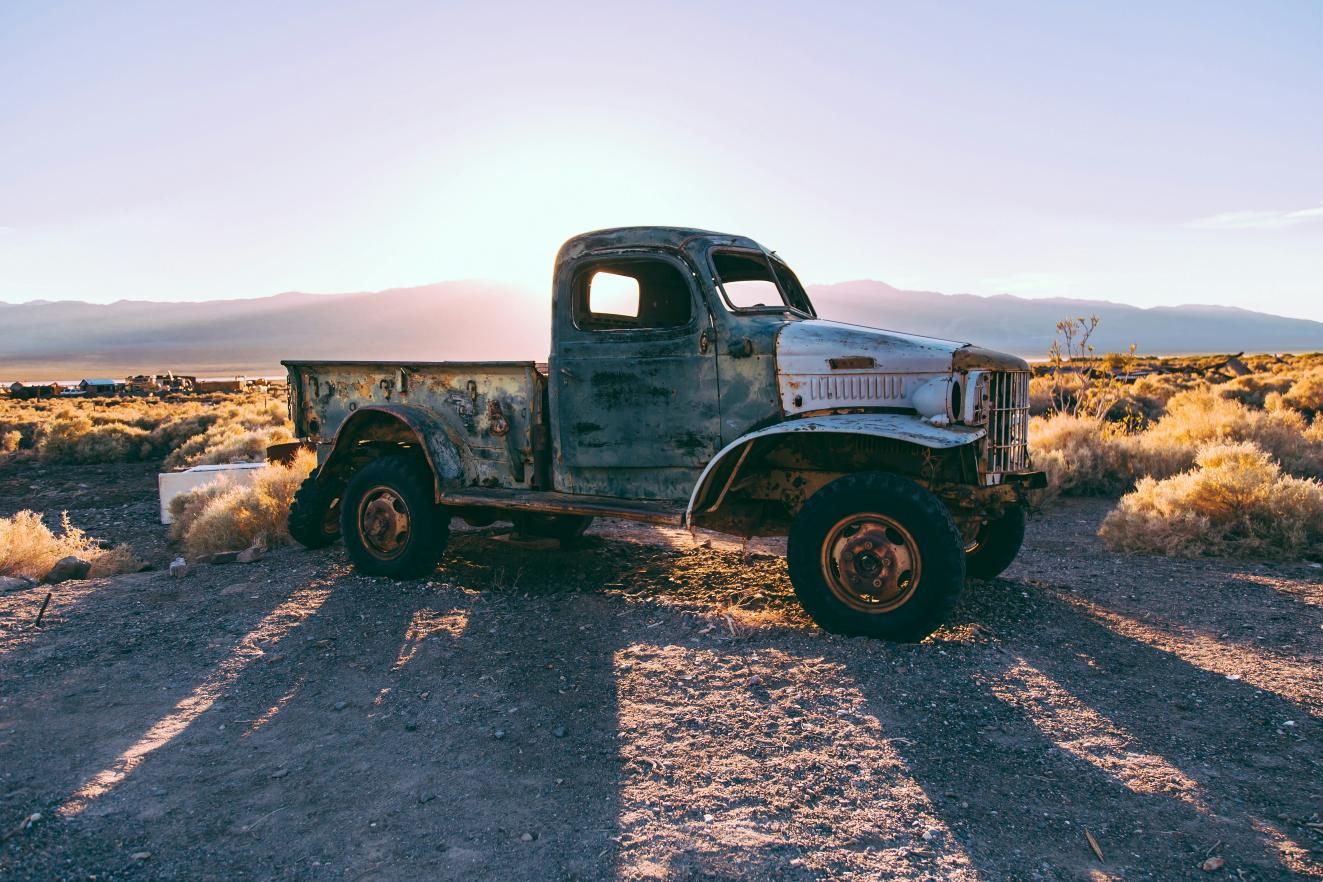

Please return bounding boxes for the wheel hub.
[821,515,921,613]
[358,487,411,559]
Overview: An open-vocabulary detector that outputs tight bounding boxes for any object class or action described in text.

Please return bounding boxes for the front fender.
[685,413,984,524]
[316,405,465,499]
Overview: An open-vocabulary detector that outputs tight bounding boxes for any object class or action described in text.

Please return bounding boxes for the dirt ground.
[1,460,1321,881]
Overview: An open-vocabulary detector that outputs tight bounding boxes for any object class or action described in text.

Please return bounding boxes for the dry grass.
[0,511,142,580]
[0,391,291,466]
[1031,387,1323,498]
[1099,442,1323,560]
[168,448,317,556]
[1,430,20,453]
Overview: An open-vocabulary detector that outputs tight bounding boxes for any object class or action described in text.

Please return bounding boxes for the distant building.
[78,378,121,396]
[194,378,245,393]
[8,381,62,400]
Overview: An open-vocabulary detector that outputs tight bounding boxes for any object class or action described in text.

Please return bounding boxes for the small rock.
[520,832,534,842]
[0,576,37,593]
[130,851,152,861]
[43,556,91,584]
[169,557,189,578]
[493,728,507,740]
[1201,856,1225,872]
[333,701,348,711]
[745,675,764,687]
[237,544,265,564]
[552,725,567,738]
[270,767,289,779]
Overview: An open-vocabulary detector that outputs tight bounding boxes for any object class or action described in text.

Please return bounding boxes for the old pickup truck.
[282,227,1044,641]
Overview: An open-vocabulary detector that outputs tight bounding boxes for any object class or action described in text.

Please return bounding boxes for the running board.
[439,488,685,526]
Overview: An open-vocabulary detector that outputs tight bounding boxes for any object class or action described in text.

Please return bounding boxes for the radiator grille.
[985,370,1030,474]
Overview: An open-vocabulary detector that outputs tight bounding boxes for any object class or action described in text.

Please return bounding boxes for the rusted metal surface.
[282,361,544,494]
[685,413,986,526]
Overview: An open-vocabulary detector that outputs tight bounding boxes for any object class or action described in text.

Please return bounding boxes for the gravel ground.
[1,462,1320,880]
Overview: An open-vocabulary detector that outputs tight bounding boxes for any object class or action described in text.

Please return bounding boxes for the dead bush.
[1099,442,1323,560]
[1284,368,1323,413]
[0,511,142,580]
[1,430,20,453]
[34,416,151,463]
[1218,372,1294,409]
[169,448,317,556]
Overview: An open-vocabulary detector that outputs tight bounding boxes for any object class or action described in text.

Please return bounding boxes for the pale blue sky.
[2,1,1321,320]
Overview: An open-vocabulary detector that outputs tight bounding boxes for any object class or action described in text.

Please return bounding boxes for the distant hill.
[1,280,1319,380]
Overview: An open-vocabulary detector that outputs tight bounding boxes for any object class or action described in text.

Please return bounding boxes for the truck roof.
[558,226,765,260]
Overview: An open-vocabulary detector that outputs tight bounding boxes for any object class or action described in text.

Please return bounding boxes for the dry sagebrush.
[0,392,291,466]
[1030,388,1323,498]
[0,511,141,580]
[1099,442,1323,560]
[168,448,317,556]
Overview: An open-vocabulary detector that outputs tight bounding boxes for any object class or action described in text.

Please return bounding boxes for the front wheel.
[341,456,450,579]
[787,472,965,641]
[964,505,1027,579]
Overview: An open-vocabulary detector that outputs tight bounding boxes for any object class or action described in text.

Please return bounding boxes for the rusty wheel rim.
[820,513,921,613]
[357,486,410,559]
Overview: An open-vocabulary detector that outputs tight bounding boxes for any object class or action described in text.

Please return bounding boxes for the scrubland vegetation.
[0,510,140,579]
[0,390,292,467]
[1028,319,1323,559]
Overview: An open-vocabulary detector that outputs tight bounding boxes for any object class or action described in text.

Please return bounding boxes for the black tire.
[340,456,450,579]
[511,513,594,543]
[787,472,965,641]
[964,505,1027,580]
[287,475,342,549]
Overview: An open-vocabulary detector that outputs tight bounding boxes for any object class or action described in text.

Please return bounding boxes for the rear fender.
[686,414,984,533]
[315,405,464,501]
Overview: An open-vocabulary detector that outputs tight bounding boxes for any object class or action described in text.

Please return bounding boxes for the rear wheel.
[512,513,593,544]
[341,456,449,579]
[287,475,341,549]
[787,472,965,641]
[964,505,1027,579]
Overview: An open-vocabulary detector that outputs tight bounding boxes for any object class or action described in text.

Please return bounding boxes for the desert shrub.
[1029,413,1131,496]
[1125,373,1203,417]
[163,400,292,468]
[0,511,141,580]
[1218,372,1294,408]
[1284,368,1323,413]
[1099,442,1323,560]
[1,430,19,453]
[33,416,151,463]
[1029,389,1323,498]
[169,448,317,556]
[0,391,291,466]
[1137,388,1323,478]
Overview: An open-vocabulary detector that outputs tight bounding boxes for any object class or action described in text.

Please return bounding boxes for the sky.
[2,0,1321,320]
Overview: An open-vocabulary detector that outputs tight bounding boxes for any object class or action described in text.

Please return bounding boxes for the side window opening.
[575,259,694,331]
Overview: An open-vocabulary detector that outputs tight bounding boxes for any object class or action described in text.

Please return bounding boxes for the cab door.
[549,251,721,500]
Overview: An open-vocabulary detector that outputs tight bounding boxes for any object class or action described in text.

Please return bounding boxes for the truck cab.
[283,227,1044,641]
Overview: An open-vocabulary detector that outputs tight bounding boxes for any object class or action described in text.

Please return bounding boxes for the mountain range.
[2,280,1319,380]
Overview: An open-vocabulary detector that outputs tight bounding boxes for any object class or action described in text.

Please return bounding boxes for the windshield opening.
[711,249,815,316]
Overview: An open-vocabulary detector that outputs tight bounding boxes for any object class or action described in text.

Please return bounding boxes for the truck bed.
[283,359,547,490]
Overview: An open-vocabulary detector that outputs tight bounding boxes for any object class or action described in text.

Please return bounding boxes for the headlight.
[913,377,960,425]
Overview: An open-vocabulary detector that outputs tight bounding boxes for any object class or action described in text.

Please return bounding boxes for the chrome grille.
[986,370,1030,474]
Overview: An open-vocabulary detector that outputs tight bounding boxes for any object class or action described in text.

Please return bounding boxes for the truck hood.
[775,319,968,375]
[774,319,971,417]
